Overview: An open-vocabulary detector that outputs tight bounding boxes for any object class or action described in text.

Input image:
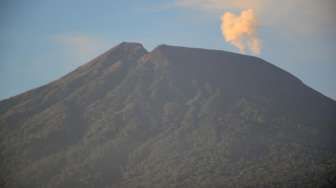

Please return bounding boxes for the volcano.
[1,42,336,188]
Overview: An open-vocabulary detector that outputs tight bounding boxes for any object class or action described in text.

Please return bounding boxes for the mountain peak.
[151,43,258,60]
[92,42,148,60]
[1,42,336,188]
[152,44,188,53]
[117,41,146,49]
[85,42,147,67]
[112,41,148,54]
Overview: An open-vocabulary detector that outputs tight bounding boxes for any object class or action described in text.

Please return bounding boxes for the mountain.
[1,42,336,188]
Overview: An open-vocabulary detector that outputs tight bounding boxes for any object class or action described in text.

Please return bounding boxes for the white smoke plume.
[220,9,261,54]
[176,0,336,33]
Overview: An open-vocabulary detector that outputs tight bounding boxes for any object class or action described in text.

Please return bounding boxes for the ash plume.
[221,9,261,54]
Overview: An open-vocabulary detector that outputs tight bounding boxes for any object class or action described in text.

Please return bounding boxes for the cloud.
[221,9,261,54]
[175,0,336,35]
[52,34,108,66]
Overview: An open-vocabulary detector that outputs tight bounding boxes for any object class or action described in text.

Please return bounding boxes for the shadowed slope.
[1,43,336,188]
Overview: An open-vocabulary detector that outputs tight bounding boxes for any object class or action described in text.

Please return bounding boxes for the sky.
[0,0,336,100]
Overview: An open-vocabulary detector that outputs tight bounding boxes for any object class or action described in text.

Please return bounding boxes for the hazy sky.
[1,0,335,100]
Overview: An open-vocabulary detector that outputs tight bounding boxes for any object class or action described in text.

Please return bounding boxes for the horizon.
[1,0,336,100]
[2,41,335,102]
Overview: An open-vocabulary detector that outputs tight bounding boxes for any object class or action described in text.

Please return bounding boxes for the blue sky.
[1,0,335,100]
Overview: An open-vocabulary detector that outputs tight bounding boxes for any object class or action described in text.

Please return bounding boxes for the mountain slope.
[1,42,336,188]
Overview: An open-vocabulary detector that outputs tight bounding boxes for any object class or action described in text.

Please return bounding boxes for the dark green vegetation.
[1,42,336,188]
